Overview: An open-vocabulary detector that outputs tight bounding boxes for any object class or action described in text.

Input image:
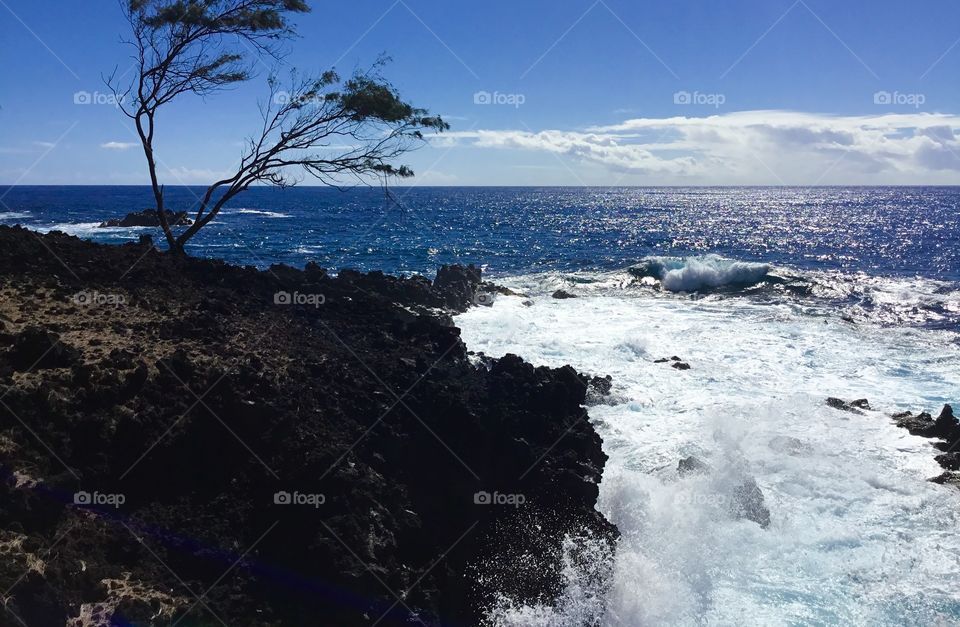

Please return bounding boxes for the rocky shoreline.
[892,404,960,486]
[827,397,960,486]
[0,226,617,626]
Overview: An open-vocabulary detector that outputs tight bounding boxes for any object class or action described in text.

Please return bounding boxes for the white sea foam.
[0,211,31,221]
[235,209,291,219]
[35,222,145,238]
[458,275,960,626]
[634,255,771,292]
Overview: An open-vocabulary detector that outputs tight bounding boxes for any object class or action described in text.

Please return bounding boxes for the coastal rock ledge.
[0,226,617,626]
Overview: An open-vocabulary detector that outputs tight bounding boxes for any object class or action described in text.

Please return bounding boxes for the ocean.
[3,185,960,625]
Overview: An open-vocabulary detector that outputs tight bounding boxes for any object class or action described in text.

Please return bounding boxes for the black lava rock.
[99,209,192,228]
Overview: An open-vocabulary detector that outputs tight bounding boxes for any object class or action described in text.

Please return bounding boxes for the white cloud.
[433,111,960,184]
[100,141,139,150]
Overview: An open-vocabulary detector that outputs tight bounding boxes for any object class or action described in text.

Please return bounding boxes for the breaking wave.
[235,209,291,218]
[0,211,31,221]
[629,255,772,292]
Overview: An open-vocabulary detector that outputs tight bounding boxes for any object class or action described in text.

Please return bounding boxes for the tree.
[109,0,447,254]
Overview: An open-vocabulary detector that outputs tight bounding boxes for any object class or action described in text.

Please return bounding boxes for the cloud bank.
[435,111,960,184]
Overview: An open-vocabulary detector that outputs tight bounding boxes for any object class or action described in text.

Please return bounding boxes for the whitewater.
[457,257,960,626]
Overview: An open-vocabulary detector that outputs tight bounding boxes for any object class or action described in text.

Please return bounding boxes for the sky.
[1,0,959,186]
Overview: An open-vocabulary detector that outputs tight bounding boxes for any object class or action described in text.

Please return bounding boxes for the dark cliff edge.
[0,226,617,626]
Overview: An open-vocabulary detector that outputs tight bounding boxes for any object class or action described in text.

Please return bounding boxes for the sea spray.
[458,277,960,625]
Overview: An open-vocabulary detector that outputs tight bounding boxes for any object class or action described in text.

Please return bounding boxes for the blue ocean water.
[1,185,959,330]
[1,185,958,279]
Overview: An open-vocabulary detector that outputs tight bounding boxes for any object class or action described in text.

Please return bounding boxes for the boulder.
[731,477,771,529]
[826,397,867,415]
[433,264,484,311]
[676,456,770,528]
[551,290,577,299]
[6,327,80,371]
[99,209,192,228]
[677,456,710,476]
[935,452,960,471]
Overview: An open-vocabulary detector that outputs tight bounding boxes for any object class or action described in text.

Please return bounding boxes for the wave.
[35,222,144,237]
[0,211,31,221]
[488,256,960,333]
[235,209,291,219]
[629,255,771,292]
[456,270,960,626]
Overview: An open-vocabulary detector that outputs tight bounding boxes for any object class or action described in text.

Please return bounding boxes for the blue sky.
[1,0,959,185]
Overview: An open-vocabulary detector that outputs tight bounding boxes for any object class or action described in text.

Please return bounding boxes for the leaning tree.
[109,0,447,254]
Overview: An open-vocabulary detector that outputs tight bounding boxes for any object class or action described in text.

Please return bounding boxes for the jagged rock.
[895,405,956,439]
[5,327,80,371]
[678,456,710,476]
[671,362,691,371]
[731,477,771,529]
[0,225,617,626]
[934,404,957,436]
[433,264,484,311]
[826,397,866,415]
[676,456,770,528]
[931,472,960,487]
[99,209,192,228]
[935,452,960,470]
[584,374,616,406]
[896,410,935,434]
[892,404,960,481]
[551,290,577,299]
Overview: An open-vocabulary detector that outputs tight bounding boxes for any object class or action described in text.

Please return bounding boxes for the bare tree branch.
[105,1,444,254]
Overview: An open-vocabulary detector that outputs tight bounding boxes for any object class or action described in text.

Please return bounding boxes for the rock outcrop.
[892,405,960,486]
[99,209,192,228]
[826,397,870,414]
[0,225,616,626]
